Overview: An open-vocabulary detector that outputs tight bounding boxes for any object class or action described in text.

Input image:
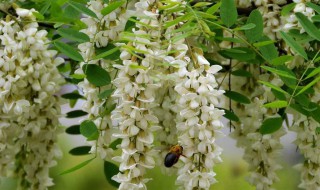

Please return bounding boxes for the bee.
[164,145,183,168]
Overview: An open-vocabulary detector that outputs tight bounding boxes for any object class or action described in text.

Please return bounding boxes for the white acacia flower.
[228,65,285,190]
[0,7,63,189]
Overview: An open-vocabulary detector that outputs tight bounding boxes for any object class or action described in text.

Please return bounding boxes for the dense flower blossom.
[75,0,133,160]
[111,0,163,189]
[172,43,225,189]
[0,7,63,189]
[175,65,225,189]
[228,65,285,190]
[290,83,320,189]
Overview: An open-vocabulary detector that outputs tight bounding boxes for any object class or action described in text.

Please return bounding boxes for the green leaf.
[261,66,296,79]
[263,100,288,108]
[245,9,263,42]
[82,64,111,87]
[206,2,221,14]
[193,2,212,7]
[306,2,320,14]
[258,36,278,61]
[224,91,250,104]
[259,80,289,95]
[305,67,320,80]
[80,120,99,141]
[57,28,90,43]
[62,92,85,100]
[253,40,275,47]
[60,157,95,175]
[93,46,120,60]
[40,1,51,15]
[54,41,84,62]
[109,139,122,150]
[223,109,240,122]
[68,1,98,19]
[316,127,320,134]
[104,161,120,188]
[296,76,320,96]
[220,0,237,27]
[71,74,86,79]
[234,23,256,31]
[271,55,294,66]
[309,103,320,123]
[219,47,255,61]
[259,117,283,134]
[294,94,310,106]
[231,69,252,77]
[66,110,88,118]
[100,103,116,117]
[98,89,114,99]
[66,125,80,135]
[125,17,137,32]
[312,15,320,22]
[295,12,320,41]
[290,104,310,116]
[101,0,125,16]
[32,12,44,20]
[281,3,296,16]
[271,89,287,100]
[279,31,308,60]
[69,146,91,156]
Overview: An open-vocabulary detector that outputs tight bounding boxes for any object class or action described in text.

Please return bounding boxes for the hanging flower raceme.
[76,0,134,160]
[229,66,285,190]
[173,47,225,189]
[0,7,64,190]
[290,83,320,189]
[111,0,163,189]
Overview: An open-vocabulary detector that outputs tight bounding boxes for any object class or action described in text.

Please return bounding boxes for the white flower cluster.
[0,7,63,190]
[290,83,320,189]
[282,0,318,32]
[236,0,287,8]
[76,0,133,160]
[111,0,163,189]
[229,68,285,190]
[173,47,225,189]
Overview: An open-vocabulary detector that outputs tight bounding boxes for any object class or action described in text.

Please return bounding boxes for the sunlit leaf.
[263,101,288,108]
[296,76,320,96]
[101,0,125,15]
[259,80,289,95]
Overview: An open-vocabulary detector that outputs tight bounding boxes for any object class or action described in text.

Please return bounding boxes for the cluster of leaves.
[216,1,320,135]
